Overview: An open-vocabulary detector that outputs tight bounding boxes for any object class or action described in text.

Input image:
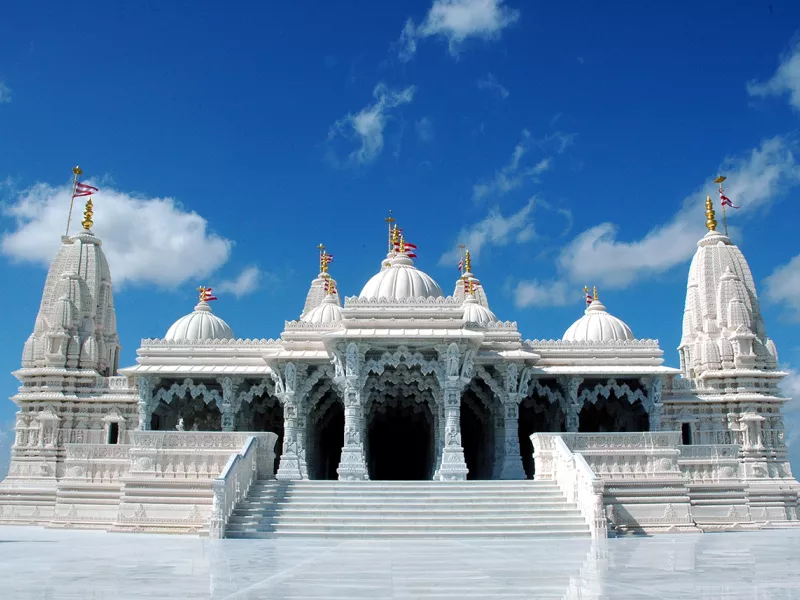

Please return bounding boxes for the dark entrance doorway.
[518,396,565,479]
[367,401,433,480]
[460,395,494,480]
[238,396,284,475]
[308,397,344,480]
[579,394,649,432]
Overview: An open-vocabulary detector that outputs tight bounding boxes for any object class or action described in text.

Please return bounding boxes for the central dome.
[360,255,444,300]
[562,299,634,343]
[165,301,234,341]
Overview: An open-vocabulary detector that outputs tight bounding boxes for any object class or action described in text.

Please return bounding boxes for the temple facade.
[0,197,797,537]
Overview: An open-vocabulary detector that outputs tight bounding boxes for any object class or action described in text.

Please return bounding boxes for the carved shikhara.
[2,207,799,538]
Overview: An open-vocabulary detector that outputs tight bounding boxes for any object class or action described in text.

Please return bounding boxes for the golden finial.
[197,286,207,302]
[593,286,598,301]
[318,244,327,274]
[81,197,94,230]
[465,249,472,274]
[705,195,717,231]
[399,235,406,253]
[72,165,83,176]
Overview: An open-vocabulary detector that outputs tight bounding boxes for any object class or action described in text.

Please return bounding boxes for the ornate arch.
[237,378,275,405]
[153,378,221,407]
[362,345,444,388]
[578,379,652,413]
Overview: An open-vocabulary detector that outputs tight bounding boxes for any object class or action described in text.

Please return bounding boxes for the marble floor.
[1,527,800,599]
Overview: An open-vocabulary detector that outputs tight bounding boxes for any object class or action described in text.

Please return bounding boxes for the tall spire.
[705,195,717,232]
[465,249,472,274]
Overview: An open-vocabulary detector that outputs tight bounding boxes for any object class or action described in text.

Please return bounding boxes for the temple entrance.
[307,395,344,480]
[461,392,495,480]
[238,396,284,474]
[150,396,221,431]
[579,394,649,432]
[518,396,565,479]
[367,400,434,480]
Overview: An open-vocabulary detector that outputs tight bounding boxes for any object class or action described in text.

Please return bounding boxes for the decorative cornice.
[140,338,280,346]
[344,296,462,306]
[525,339,660,347]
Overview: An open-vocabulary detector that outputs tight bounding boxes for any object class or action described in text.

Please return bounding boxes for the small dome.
[302,295,343,325]
[164,301,234,341]
[360,254,444,300]
[562,300,634,342]
[462,295,497,326]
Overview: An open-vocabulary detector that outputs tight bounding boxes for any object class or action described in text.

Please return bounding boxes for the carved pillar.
[274,363,307,481]
[645,376,664,432]
[433,402,445,479]
[137,376,155,431]
[559,376,583,433]
[218,376,243,432]
[435,344,473,481]
[338,382,369,480]
[494,364,527,480]
[499,400,526,480]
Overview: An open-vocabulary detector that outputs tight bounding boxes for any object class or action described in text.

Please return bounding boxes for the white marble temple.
[1,526,800,599]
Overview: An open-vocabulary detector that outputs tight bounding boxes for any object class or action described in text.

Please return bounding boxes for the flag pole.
[714,176,728,236]
[65,165,82,236]
[385,210,395,252]
[458,244,465,277]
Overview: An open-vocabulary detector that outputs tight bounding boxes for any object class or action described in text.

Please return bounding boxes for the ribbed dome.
[562,300,634,342]
[302,295,343,325]
[462,295,497,326]
[164,301,234,341]
[360,254,444,300]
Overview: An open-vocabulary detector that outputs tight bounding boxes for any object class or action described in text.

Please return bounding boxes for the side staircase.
[225,480,591,539]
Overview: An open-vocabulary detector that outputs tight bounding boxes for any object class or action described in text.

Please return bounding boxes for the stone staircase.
[225,480,591,539]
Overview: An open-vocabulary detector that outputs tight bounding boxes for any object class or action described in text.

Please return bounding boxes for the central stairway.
[225,480,591,539]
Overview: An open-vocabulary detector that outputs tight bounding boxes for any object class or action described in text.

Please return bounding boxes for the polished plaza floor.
[1,526,800,599]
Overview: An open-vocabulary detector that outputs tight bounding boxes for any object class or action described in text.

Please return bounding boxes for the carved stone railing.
[64,444,132,483]
[209,436,258,539]
[558,432,684,480]
[678,444,742,483]
[127,432,278,480]
[532,434,607,539]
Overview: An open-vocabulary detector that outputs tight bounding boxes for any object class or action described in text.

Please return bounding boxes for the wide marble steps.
[225,480,591,539]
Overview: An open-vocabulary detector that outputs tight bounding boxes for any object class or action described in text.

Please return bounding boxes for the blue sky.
[2,0,800,474]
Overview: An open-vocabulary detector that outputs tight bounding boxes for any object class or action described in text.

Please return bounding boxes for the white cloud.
[765,254,800,321]
[439,198,536,265]
[415,117,435,143]
[514,135,800,307]
[397,0,520,61]
[328,83,416,167]
[473,130,552,201]
[0,80,10,104]
[2,182,232,288]
[476,73,509,98]
[747,40,800,110]
[217,265,262,298]
[514,280,571,308]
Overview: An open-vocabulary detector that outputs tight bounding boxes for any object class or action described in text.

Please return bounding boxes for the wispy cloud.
[473,129,556,201]
[765,254,800,321]
[217,265,262,298]
[415,117,435,143]
[0,79,11,104]
[327,83,416,168]
[2,182,233,288]
[747,39,800,111]
[476,73,509,98]
[513,135,800,307]
[439,198,537,265]
[397,0,520,62]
